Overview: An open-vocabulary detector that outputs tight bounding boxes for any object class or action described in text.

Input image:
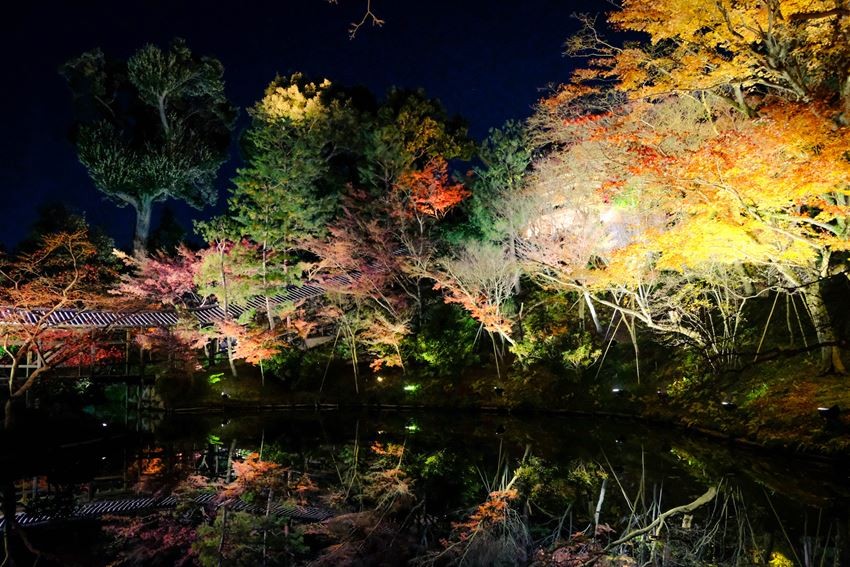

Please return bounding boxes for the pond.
[1,406,849,566]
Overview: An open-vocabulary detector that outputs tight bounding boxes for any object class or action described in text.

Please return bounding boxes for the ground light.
[818,405,840,418]
[404,420,419,432]
[721,400,737,410]
[818,405,842,429]
[612,387,624,396]
[403,383,420,393]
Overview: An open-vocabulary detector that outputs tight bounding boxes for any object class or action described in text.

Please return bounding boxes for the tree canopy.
[62,39,237,254]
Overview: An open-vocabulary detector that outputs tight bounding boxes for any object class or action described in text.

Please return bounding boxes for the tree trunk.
[840,75,850,126]
[510,236,521,294]
[584,292,603,336]
[133,199,153,256]
[217,244,238,378]
[262,242,275,331]
[803,283,846,374]
[226,341,238,378]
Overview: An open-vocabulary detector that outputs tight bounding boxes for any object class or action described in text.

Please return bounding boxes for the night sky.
[1,0,601,250]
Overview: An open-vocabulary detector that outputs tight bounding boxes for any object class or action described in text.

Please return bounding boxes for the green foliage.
[62,39,236,252]
[405,302,481,375]
[743,382,770,405]
[420,450,447,479]
[510,291,602,378]
[227,73,353,279]
[665,375,698,399]
[194,510,306,567]
[464,120,532,243]
[358,88,473,194]
[561,332,603,376]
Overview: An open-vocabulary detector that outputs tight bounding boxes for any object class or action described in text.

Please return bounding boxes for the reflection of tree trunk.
[133,199,153,256]
[804,283,846,375]
[1,479,17,566]
[4,399,15,432]
[217,507,229,567]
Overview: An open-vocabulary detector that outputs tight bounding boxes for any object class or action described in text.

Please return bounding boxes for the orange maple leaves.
[395,158,469,219]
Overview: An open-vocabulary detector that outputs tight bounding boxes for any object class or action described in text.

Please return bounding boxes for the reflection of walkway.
[0,492,334,529]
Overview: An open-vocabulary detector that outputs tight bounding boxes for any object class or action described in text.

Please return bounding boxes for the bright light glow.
[403,383,420,393]
[405,422,420,432]
[612,388,622,393]
[376,376,384,383]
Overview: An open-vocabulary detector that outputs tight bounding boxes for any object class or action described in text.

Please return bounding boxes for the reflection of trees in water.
[0,479,61,566]
[1,412,849,564]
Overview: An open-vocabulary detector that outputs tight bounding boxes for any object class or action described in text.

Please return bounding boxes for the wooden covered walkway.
[0,274,352,330]
[0,275,351,380]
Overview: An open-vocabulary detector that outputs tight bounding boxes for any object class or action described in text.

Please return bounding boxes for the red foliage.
[114,245,201,308]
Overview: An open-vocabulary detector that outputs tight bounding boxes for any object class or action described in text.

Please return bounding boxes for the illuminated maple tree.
[0,231,121,420]
[564,0,850,120]
[528,86,850,372]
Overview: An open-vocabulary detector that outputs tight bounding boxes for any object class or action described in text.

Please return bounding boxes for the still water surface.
[2,408,849,565]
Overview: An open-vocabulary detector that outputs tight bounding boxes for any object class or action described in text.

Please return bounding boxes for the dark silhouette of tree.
[62,39,236,254]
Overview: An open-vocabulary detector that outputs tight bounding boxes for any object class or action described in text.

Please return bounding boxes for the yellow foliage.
[258,76,332,122]
[768,551,795,567]
[598,0,850,104]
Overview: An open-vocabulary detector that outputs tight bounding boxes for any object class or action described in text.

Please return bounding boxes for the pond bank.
[141,351,850,460]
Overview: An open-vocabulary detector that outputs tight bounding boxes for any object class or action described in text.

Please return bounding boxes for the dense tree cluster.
[8,4,850,402]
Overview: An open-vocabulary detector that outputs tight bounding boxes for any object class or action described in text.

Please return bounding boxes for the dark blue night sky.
[0,0,601,250]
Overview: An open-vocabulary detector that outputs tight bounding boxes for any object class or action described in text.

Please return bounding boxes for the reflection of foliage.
[24,491,76,518]
[434,488,531,566]
[566,460,608,492]
[194,510,305,567]
[363,442,416,514]
[669,447,709,483]
[514,456,576,515]
[769,551,795,567]
[104,511,198,567]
